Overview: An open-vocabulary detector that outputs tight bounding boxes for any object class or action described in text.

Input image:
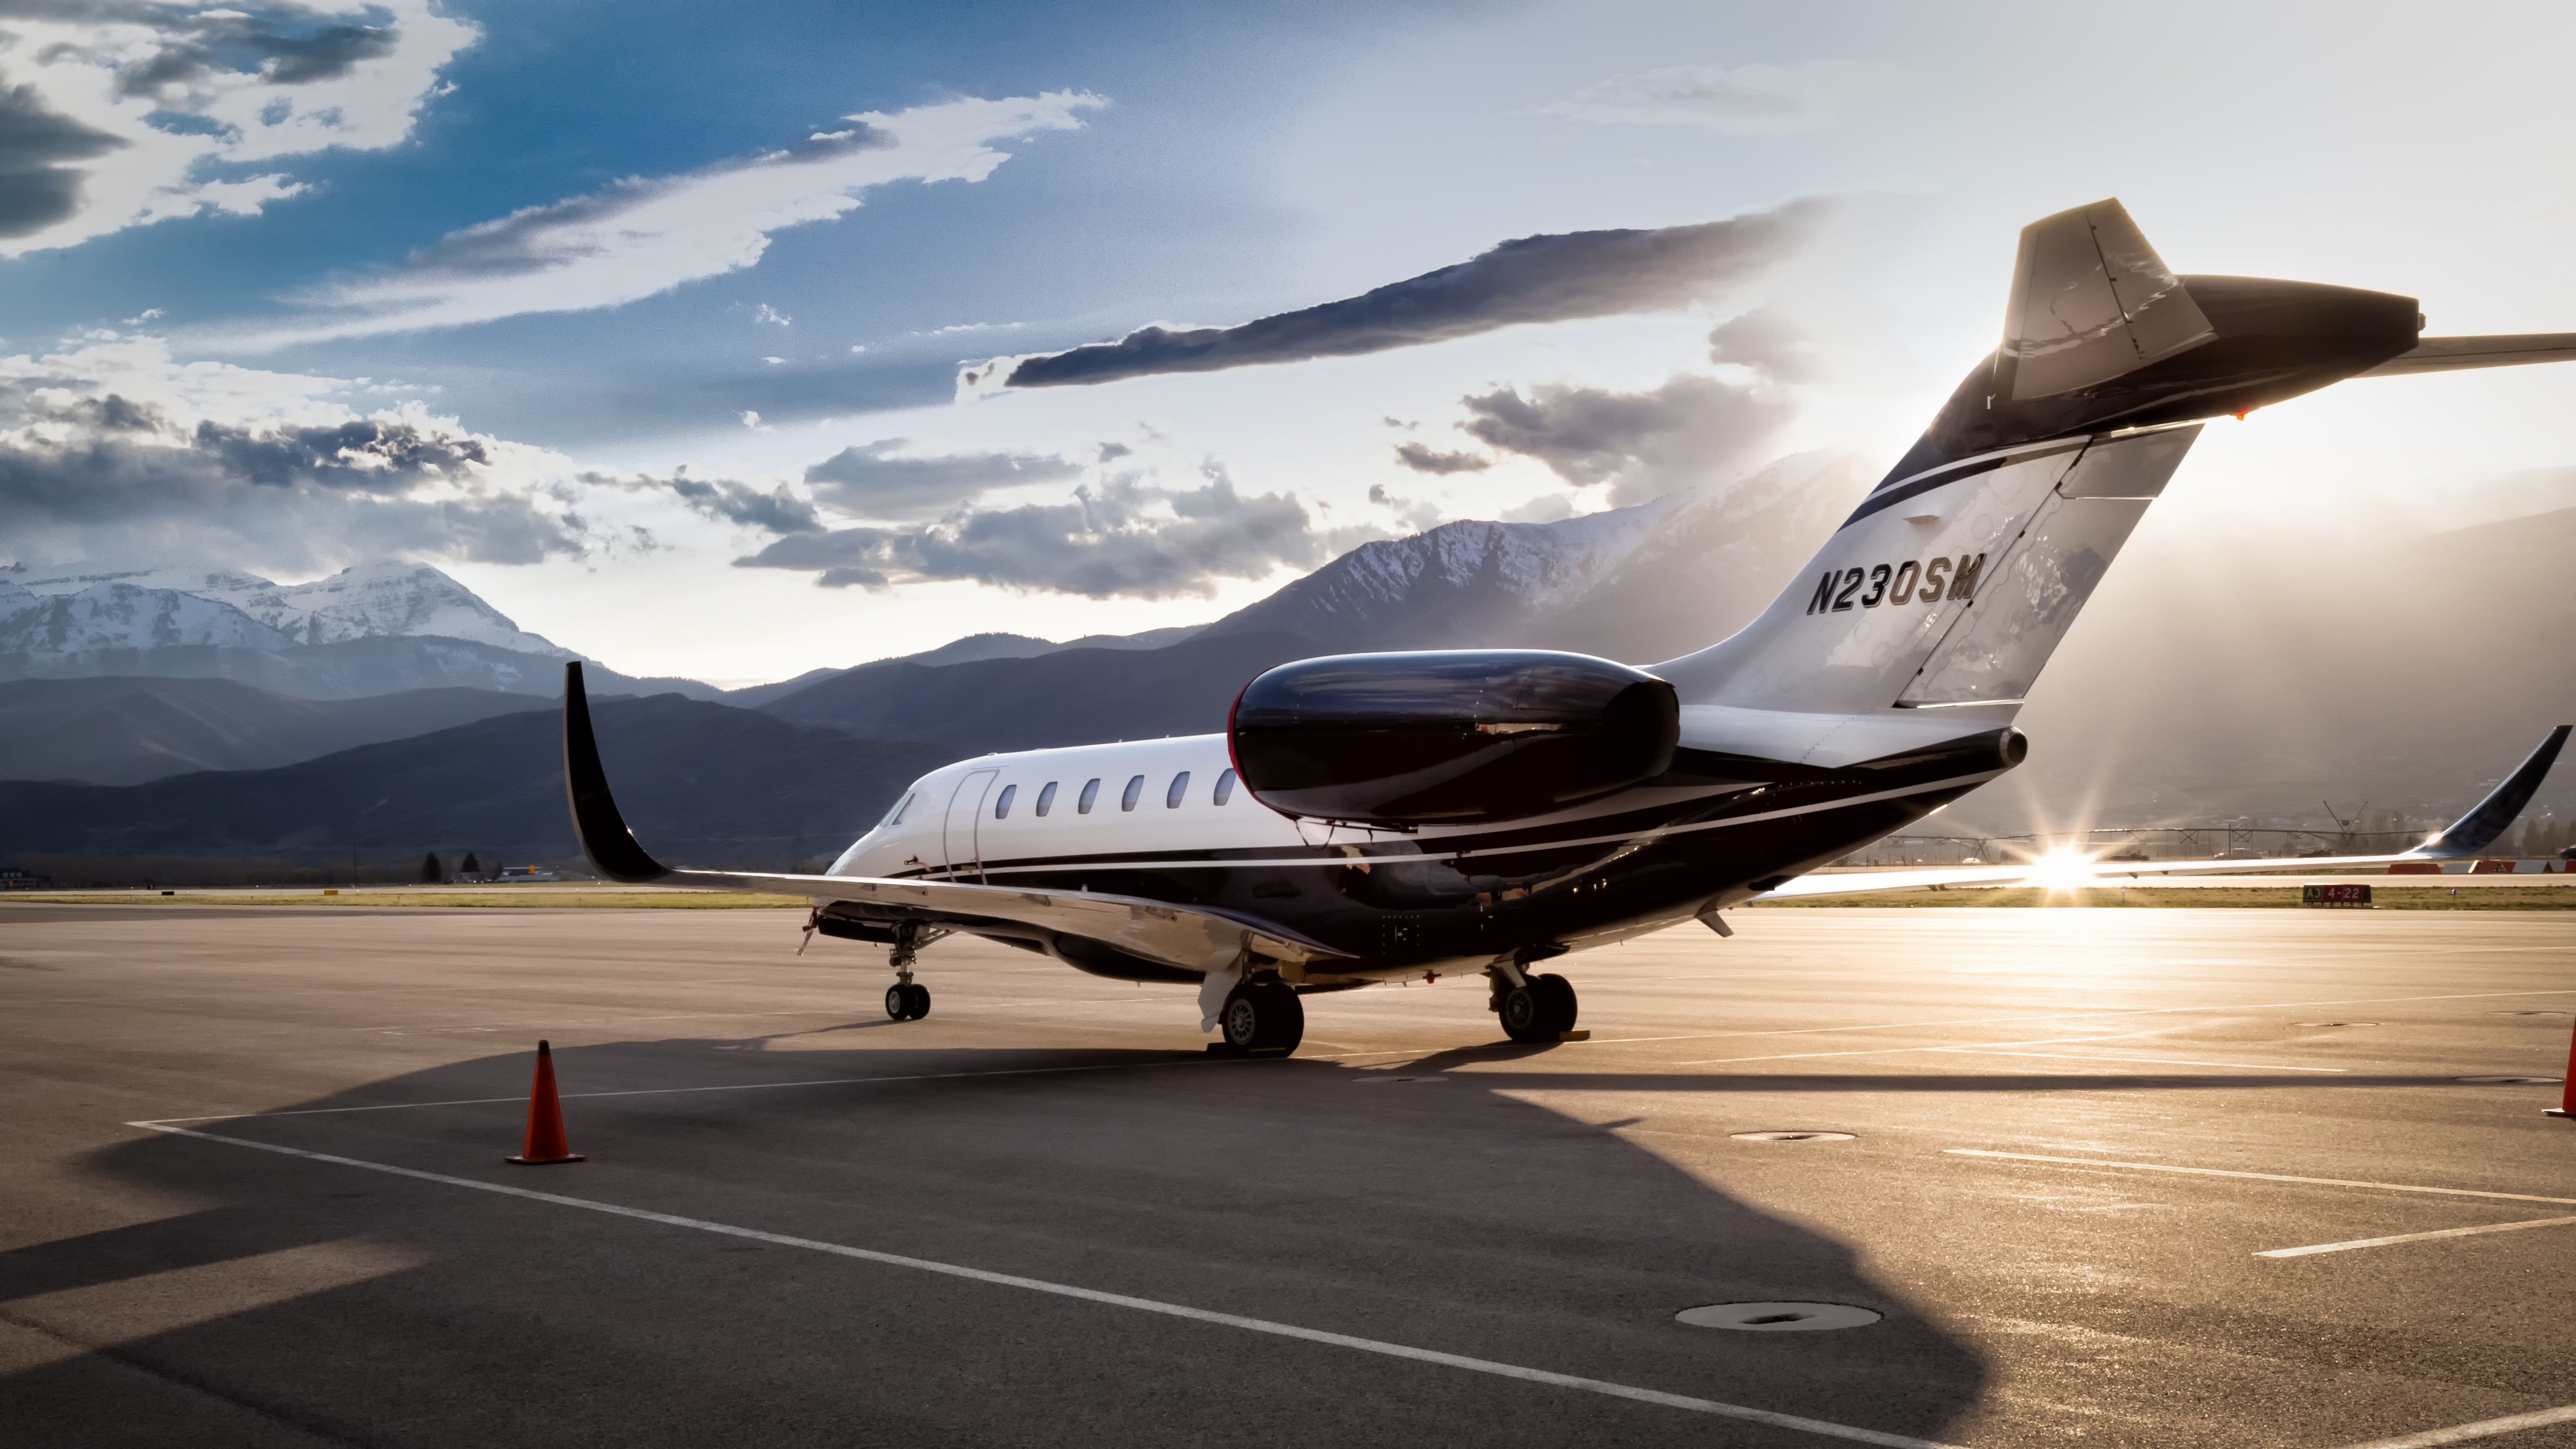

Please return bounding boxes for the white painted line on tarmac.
[2329,1402,2576,1447]
[2257,1215,2576,1258]
[129,1123,1962,1449]
[1946,1150,2576,1206]
[1928,1049,2346,1073]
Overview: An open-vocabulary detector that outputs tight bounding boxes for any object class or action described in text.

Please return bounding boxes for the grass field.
[0,891,810,909]
[1748,885,2576,909]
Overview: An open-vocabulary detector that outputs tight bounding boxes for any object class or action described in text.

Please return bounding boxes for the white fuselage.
[829,704,2011,888]
[833,736,1302,881]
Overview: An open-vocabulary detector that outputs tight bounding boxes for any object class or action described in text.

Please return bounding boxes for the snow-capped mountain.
[0,562,570,659]
[0,560,721,701]
[0,582,299,656]
[188,563,573,657]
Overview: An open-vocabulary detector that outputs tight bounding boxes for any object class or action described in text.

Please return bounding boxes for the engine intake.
[1229,650,1679,827]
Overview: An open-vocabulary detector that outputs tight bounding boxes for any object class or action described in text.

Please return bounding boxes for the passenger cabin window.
[993,783,1017,819]
[1121,774,1145,811]
[1035,781,1058,817]
[1078,778,1101,814]
[1213,769,1236,806]
[1166,771,1190,808]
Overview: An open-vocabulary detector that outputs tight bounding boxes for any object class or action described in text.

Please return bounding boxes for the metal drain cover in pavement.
[1677,1302,1881,1332]
[1355,1075,1447,1085]
[1730,1130,1855,1142]
[2457,1075,2564,1084]
[2495,1010,2572,1017]
[2297,1021,2377,1027]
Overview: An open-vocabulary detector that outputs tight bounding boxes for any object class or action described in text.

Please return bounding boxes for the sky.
[1,0,2573,685]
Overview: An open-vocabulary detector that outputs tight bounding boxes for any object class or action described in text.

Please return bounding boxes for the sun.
[2027,847,2097,894]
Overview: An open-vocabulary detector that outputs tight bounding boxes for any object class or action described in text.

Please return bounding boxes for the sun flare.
[2027,848,2098,894]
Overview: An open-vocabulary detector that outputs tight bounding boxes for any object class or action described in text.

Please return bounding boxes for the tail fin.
[1658,198,2420,716]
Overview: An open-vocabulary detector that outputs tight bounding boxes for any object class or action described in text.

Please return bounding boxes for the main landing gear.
[1219,976,1305,1054]
[882,922,933,1022]
[1494,969,1577,1044]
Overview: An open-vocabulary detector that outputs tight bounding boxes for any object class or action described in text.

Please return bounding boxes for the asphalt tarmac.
[3,903,2573,1448]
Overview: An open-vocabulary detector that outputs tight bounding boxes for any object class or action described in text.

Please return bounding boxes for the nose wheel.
[884,982,931,1020]
[1497,972,1577,1042]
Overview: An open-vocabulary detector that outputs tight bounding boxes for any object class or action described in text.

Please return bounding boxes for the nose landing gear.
[882,921,939,1022]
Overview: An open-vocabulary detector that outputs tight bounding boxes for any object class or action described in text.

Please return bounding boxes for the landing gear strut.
[1493,969,1577,1043]
[883,922,934,1022]
[1218,976,1304,1054]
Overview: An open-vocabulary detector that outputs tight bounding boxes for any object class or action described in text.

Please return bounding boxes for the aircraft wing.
[2359,333,2576,376]
[1759,726,2569,902]
[559,663,1344,973]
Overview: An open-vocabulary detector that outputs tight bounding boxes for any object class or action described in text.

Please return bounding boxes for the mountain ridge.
[0,694,951,872]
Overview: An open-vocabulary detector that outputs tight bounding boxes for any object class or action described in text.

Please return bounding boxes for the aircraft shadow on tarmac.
[3,1030,2490,1446]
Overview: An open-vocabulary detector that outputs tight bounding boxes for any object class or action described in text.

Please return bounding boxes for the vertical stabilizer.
[1654,423,2198,715]
[1656,199,2428,723]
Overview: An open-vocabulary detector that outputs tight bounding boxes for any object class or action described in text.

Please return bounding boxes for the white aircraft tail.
[1659,199,2426,718]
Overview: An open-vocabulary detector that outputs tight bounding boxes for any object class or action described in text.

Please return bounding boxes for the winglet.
[562,662,671,882]
[2415,725,2571,859]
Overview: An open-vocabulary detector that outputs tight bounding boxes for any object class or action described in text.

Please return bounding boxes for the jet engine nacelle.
[1228,650,1679,827]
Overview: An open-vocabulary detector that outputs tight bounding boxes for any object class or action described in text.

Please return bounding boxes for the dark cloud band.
[997,200,1824,389]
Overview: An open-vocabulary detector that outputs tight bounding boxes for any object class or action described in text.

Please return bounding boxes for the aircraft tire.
[1222,980,1303,1053]
[904,984,931,1019]
[884,984,910,1020]
[1257,980,1303,1052]
[1498,984,1549,1042]
[1531,973,1577,1035]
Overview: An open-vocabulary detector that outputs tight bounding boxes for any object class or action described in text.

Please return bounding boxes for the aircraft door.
[942,769,1000,881]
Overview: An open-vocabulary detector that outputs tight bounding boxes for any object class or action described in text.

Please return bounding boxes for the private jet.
[564,199,2574,1055]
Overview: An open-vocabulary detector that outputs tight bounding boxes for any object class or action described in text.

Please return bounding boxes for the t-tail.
[1657,197,2575,723]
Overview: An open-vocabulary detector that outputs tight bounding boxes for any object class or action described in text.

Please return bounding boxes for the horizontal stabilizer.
[2359,333,2576,376]
[1998,199,2215,401]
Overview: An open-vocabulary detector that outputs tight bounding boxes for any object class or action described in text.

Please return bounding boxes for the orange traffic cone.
[2551,1018,2576,1121]
[506,1039,586,1163]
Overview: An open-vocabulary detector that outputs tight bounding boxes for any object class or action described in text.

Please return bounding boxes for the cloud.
[0,1,478,256]
[1459,372,1791,506]
[1541,61,1885,135]
[1367,481,1445,532]
[802,438,1081,521]
[247,92,1102,346]
[1392,441,1490,475]
[1706,308,1825,384]
[986,201,1823,389]
[611,472,819,536]
[735,469,1328,598]
[0,333,591,571]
